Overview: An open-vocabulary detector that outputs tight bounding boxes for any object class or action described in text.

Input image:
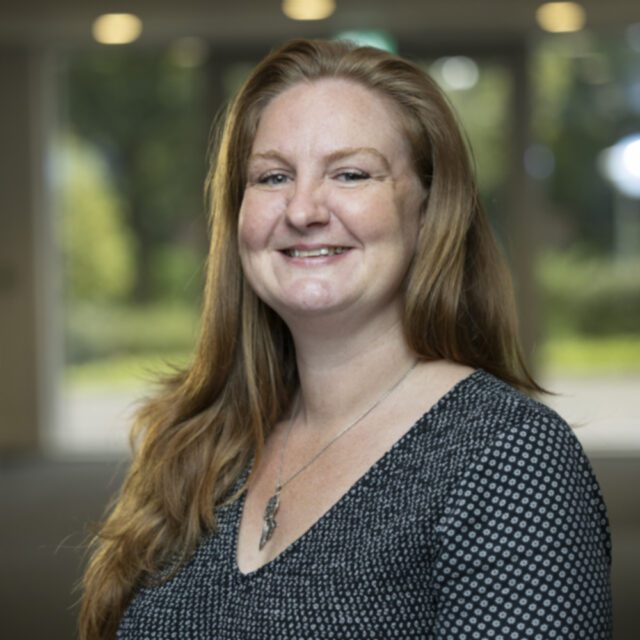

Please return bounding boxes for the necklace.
[258,358,419,551]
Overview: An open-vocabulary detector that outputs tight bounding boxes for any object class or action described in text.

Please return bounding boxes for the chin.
[273,281,349,314]
[269,293,355,322]
[276,298,345,318]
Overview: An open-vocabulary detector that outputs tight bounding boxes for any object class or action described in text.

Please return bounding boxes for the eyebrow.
[248,147,391,171]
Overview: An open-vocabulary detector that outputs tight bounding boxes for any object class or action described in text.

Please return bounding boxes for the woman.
[80,39,611,638]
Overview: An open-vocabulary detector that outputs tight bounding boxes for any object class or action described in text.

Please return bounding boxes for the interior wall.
[0,46,51,453]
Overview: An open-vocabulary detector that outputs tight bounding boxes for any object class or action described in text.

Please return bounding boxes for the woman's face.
[238,78,426,329]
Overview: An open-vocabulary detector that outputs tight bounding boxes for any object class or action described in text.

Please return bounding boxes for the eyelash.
[256,170,370,185]
[336,170,370,182]
[257,173,290,186]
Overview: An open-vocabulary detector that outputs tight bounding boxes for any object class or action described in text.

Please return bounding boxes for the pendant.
[259,488,281,551]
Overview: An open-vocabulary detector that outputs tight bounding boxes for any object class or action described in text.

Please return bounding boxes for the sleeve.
[432,406,612,639]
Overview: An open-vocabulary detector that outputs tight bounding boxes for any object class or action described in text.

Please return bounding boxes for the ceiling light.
[92,13,143,45]
[536,2,586,33]
[431,56,479,91]
[600,134,640,199]
[282,0,335,21]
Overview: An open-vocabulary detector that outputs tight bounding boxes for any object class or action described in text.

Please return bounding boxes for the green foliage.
[55,134,135,302]
[61,48,209,302]
[531,34,639,252]
[541,336,640,374]
[149,244,204,302]
[65,302,199,363]
[441,64,510,198]
[420,58,510,224]
[65,351,191,388]
[537,250,640,336]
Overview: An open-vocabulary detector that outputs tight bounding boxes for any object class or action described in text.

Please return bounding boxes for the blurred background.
[1,1,639,637]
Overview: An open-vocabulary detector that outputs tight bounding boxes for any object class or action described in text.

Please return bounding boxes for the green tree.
[532,33,640,253]
[61,49,209,302]
[55,133,135,302]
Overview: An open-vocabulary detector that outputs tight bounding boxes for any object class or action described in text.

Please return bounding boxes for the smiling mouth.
[284,247,349,258]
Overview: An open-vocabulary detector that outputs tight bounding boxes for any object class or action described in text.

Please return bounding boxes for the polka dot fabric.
[117,370,612,639]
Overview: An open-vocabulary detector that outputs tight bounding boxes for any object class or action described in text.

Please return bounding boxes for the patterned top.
[117,370,612,639]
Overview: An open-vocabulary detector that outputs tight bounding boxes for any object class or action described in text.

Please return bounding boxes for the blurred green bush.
[538,251,640,337]
[542,335,640,374]
[56,134,135,302]
[148,245,204,303]
[65,303,199,363]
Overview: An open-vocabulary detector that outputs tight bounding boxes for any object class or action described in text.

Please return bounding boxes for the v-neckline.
[232,368,483,578]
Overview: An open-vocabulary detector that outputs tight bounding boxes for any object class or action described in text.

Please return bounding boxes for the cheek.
[237,215,256,254]
[328,190,396,241]
[237,206,267,295]
[352,193,417,247]
[238,196,271,252]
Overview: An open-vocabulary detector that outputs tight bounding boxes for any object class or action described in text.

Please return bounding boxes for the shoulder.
[429,369,610,527]
[430,371,612,636]
[435,369,610,543]
[439,368,582,458]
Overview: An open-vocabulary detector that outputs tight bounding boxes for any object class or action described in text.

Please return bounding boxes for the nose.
[284,177,330,230]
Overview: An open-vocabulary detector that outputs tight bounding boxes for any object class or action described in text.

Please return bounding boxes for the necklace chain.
[258,358,419,550]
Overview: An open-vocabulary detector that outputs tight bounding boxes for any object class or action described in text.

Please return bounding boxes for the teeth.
[286,247,347,258]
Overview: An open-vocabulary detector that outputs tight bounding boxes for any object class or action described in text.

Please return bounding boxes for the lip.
[278,243,353,263]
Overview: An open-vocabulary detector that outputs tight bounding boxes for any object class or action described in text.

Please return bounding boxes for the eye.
[258,172,291,186]
[335,170,370,183]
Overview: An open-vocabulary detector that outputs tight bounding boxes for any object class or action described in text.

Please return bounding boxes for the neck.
[287,309,417,433]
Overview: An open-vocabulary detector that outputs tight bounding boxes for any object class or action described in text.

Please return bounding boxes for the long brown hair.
[79,38,540,639]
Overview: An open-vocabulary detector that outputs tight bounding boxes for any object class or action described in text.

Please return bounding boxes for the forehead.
[251,78,411,160]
